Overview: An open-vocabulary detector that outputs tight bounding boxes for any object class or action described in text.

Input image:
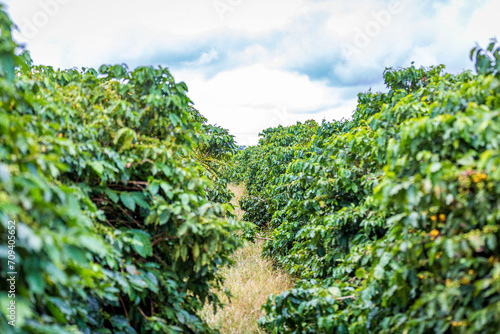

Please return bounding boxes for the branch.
[115,204,142,227]
[107,185,145,191]
[138,306,149,320]
[151,233,178,246]
[153,253,168,268]
[335,295,356,301]
[119,296,130,323]
[107,219,134,230]
[127,181,149,186]
[256,236,273,241]
[106,181,148,191]
[139,159,155,166]
[93,197,140,228]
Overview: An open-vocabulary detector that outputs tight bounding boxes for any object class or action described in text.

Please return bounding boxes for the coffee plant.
[235,121,319,228]
[195,117,239,204]
[237,41,500,333]
[0,7,247,333]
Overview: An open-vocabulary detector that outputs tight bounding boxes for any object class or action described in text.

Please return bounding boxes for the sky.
[3,0,499,146]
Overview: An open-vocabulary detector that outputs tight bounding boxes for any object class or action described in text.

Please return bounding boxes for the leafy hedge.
[236,41,500,333]
[0,8,246,334]
[235,121,319,228]
[196,122,238,204]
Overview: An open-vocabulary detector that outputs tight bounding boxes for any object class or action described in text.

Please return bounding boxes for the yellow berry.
[439,214,446,222]
[431,215,437,221]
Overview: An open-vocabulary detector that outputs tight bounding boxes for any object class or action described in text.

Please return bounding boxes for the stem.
[119,296,130,323]
[115,204,142,227]
[153,253,168,268]
[256,236,273,241]
[138,307,149,320]
[151,232,177,246]
[335,295,356,300]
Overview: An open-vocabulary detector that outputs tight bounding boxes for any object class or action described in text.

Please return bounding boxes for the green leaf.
[120,192,136,211]
[128,229,152,257]
[192,242,200,260]
[131,192,150,209]
[328,286,341,297]
[373,266,385,280]
[105,188,119,203]
[149,182,160,195]
[114,127,136,151]
[160,182,173,199]
[46,297,72,323]
[355,268,367,279]
[89,161,104,177]
[110,315,129,329]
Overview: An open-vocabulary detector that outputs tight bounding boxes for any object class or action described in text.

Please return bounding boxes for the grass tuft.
[200,184,294,333]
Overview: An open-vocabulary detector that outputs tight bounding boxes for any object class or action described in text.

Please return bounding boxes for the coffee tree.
[237,41,500,333]
[0,7,246,333]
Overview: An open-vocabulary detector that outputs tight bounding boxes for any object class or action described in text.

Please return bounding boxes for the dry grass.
[228,183,246,220]
[200,184,295,334]
[200,240,294,333]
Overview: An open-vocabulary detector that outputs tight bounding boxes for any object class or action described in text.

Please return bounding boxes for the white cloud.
[190,49,219,66]
[464,0,500,42]
[175,65,355,145]
[3,0,499,146]
[215,0,304,32]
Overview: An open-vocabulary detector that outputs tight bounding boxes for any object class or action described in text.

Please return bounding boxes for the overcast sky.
[3,0,499,145]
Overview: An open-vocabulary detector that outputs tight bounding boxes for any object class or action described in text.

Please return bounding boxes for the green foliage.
[196,122,239,204]
[0,9,246,333]
[470,38,500,77]
[238,42,500,333]
[235,121,319,227]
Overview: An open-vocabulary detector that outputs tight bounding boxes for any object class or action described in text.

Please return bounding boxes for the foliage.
[195,121,239,204]
[0,8,246,334]
[235,121,319,228]
[470,38,500,77]
[237,42,500,333]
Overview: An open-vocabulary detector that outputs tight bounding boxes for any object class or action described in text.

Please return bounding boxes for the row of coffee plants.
[0,8,246,333]
[236,121,319,228]
[236,42,500,333]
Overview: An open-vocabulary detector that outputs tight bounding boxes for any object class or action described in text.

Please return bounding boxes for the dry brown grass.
[200,240,294,333]
[200,184,294,333]
[228,183,246,220]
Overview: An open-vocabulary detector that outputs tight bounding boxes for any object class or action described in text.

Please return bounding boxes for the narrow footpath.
[200,184,294,334]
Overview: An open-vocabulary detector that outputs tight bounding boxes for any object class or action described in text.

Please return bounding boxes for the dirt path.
[200,184,294,334]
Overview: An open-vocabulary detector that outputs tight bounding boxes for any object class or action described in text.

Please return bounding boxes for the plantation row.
[0,8,246,334]
[235,43,500,333]
[2,3,500,332]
